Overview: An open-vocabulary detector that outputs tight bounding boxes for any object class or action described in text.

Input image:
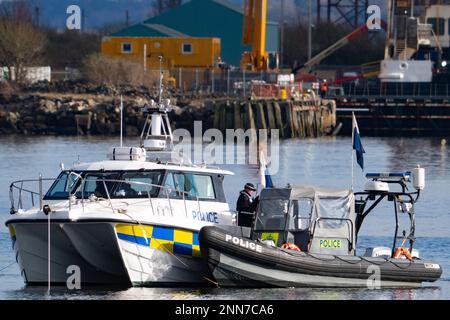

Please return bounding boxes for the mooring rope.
[0,261,16,273]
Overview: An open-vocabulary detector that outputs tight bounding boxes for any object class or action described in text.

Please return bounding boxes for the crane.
[292,20,387,75]
[241,0,268,71]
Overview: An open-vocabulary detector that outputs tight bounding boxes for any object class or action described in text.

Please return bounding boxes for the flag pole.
[351,112,355,191]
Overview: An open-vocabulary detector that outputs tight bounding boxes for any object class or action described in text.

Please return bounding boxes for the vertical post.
[39,173,43,210]
[227,68,230,94]
[211,68,215,93]
[45,172,50,293]
[280,0,284,68]
[391,197,399,257]
[179,67,182,90]
[143,44,147,73]
[243,69,246,98]
[307,0,312,60]
[158,57,163,104]
[351,113,354,191]
[48,201,51,293]
[195,68,199,90]
[120,95,123,147]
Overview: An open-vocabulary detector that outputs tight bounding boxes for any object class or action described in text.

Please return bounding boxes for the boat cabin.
[252,186,356,256]
[43,160,231,203]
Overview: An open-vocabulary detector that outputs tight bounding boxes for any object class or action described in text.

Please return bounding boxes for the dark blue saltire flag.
[352,113,365,171]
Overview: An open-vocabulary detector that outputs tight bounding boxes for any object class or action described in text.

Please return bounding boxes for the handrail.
[9,174,205,220]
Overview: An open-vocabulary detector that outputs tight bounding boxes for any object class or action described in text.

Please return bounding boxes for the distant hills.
[28,0,155,30]
[21,0,389,31]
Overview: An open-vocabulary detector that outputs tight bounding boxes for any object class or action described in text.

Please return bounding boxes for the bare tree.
[83,53,159,87]
[0,1,47,84]
[152,0,182,16]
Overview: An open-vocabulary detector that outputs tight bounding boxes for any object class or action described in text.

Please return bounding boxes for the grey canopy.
[257,186,356,255]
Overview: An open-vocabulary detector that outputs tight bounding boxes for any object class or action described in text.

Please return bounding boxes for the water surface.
[0,135,448,299]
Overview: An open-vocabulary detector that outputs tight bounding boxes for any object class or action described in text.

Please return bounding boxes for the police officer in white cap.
[236,183,259,227]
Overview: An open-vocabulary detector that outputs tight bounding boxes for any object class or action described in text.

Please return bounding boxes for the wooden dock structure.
[212,99,337,139]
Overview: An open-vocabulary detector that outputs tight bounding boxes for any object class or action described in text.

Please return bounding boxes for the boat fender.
[393,247,413,261]
[281,243,301,251]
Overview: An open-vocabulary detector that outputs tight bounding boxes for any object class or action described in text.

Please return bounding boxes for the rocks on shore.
[0,81,336,137]
[0,81,226,135]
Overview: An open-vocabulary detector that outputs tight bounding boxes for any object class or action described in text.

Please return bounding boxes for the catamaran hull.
[115,223,212,286]
[6,220,212,287]
[7,222,130,285]
[199,226,443,288]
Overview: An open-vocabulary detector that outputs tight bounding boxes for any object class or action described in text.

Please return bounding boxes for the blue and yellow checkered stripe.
[8,225,16,249]
[116,224,201,258]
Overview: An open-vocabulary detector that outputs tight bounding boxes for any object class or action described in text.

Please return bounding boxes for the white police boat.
[5,81,236,287]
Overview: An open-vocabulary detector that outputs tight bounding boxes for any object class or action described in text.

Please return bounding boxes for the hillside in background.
[21,0,390,31]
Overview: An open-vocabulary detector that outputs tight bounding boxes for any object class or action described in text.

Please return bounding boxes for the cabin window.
[290,198,313,230]
[164,172,215,200]
[254,199,289,231]
[114,171,163,198]
[427,18,445,36]
[182,43,192,54]
[44,172,80,200]
[122,43,133,53]
[76,173,120,198]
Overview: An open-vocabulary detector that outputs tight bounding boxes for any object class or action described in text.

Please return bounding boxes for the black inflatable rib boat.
[199,172,443,288]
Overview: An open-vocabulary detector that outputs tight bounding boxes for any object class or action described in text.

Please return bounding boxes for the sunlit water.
[0,135,449,300]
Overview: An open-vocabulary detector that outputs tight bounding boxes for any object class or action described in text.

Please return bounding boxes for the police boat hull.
[199,226,443,288]
[6,217,216,287]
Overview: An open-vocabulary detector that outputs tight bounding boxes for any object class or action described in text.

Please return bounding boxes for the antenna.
[140,56,174,152]
[159,55,163,104]
[120,95,124,147]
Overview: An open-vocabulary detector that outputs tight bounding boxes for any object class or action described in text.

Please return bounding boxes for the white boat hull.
[115,223,212,286]
[9,222,130,285]
[7,220,213,287]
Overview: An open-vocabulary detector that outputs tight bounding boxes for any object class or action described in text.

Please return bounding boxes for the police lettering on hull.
[192,211,219,223]
[225,234,263,253]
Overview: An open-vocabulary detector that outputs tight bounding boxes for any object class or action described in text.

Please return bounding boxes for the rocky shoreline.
[0,81,223,135]
[0,81,336,137]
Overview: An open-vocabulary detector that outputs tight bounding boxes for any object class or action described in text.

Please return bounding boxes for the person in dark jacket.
[236,183,259,227]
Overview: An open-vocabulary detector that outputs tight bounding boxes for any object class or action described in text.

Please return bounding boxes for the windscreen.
[317,196,353,229]
[254,198,289,231]
[44,172,80,200]
[312,192,355,241]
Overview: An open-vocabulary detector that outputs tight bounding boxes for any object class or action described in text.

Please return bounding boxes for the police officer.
[236,183,259,227]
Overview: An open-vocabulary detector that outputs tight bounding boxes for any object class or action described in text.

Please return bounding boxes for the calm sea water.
[0,135,449,300]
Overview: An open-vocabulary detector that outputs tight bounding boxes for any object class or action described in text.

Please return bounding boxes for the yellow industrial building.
[101,0,279,70]
[101,33,221,70]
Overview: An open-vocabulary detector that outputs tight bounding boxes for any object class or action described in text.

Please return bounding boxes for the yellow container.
[280,87,287,100]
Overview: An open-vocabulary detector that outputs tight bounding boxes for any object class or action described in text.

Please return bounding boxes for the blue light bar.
[366,172,411,180]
